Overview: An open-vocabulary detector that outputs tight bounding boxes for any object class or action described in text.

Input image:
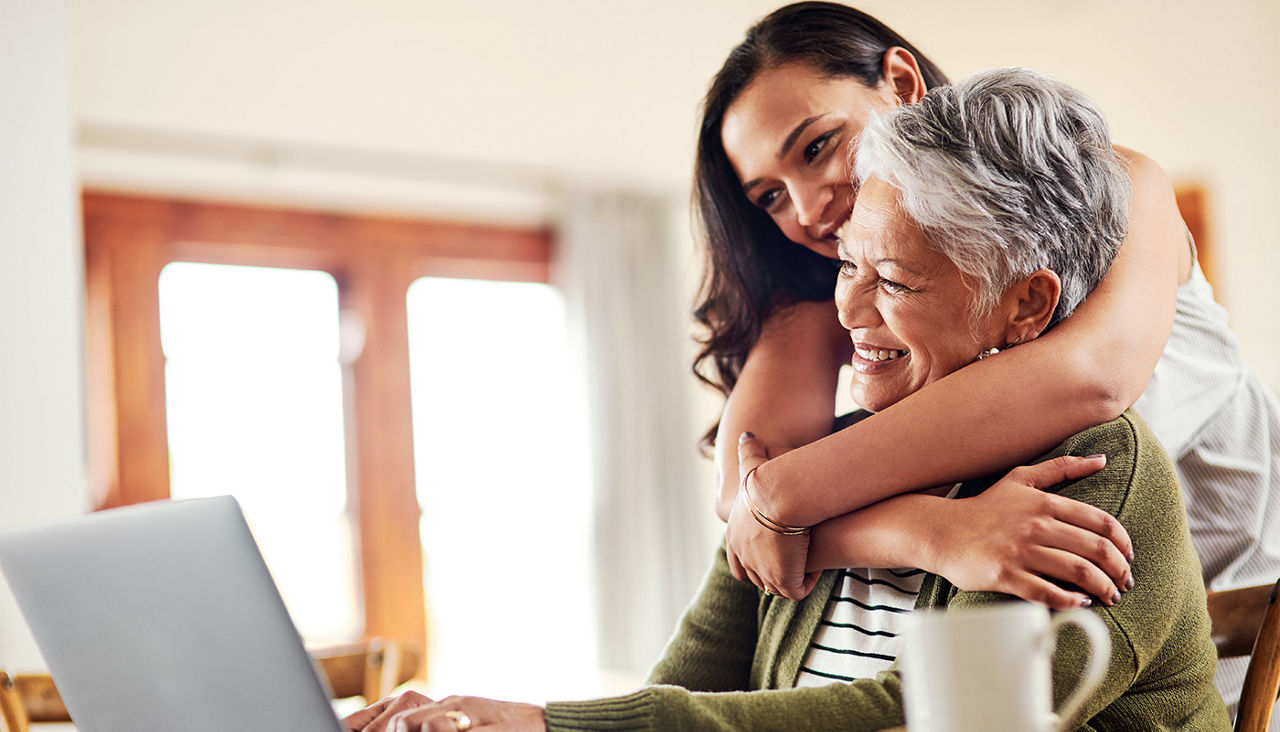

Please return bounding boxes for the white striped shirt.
[1132,251,1280,721]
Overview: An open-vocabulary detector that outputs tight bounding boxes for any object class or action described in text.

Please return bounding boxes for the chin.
[850,389,906,414]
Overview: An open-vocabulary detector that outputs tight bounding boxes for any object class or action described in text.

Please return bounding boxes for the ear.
[881,47,927,105]
[999,269,1061,345]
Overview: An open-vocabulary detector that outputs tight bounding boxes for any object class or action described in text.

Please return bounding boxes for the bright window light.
[407,277,597,704]
[158,262,359,646]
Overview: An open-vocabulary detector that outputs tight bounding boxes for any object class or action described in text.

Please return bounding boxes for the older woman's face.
[835,177,1001,412]
[721,63,898,259]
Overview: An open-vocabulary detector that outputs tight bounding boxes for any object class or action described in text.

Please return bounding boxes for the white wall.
[0,0,89,668]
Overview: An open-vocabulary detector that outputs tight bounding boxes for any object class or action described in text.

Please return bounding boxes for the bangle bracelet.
[740,466,809,536]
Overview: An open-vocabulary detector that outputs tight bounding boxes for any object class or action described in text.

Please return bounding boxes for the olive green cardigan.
[543,412,1229,731]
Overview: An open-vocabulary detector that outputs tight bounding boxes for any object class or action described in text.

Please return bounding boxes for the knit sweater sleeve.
[543,678,906,732]
[642,542,759,692]
[546,542,907,731]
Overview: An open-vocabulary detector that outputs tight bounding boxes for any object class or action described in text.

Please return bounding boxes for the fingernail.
[1111,591,1122,606]
[1084,453,1106,461]
[1126,547,1134,563]
[739,431,755,444]
[1125,574,1135,591]
[1079,596,1092,608]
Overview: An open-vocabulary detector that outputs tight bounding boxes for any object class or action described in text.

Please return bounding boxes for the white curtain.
[555,189,710,676]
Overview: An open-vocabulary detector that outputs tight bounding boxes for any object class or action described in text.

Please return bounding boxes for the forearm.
[646,544,761,691]
[753,151,1183,528]
[753,348,1122,527]
[804,494,949,573]
[546,676,905,732]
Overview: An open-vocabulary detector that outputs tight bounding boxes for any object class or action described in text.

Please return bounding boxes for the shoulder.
[1113,145,1173,193]
[757,299,851,365]
[1036,410,1176,519]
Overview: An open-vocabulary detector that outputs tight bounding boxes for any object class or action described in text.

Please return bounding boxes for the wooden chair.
[311,637,421,703]
[0,638,420,730]
[1207,579,1280,731]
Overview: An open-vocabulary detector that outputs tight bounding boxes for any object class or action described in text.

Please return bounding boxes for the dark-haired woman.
[701,1,1279,718]
[344,67,1228,732]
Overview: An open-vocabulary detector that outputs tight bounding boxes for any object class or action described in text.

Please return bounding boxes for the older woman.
[345,68,1227,732]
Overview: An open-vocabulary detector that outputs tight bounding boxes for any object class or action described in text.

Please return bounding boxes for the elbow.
[1060,348,1140,426]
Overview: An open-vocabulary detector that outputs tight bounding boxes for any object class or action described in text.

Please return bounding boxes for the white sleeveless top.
[1131,253,1280,718]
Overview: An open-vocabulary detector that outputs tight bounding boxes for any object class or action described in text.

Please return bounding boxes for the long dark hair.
[692,2,949,449]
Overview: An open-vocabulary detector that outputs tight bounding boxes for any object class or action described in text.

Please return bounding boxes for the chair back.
[1207,579,1280,731]
[0,672,66,732]
[311,638,422,703]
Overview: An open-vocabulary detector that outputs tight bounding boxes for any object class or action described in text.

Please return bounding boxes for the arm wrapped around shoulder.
[917,411,1228,729]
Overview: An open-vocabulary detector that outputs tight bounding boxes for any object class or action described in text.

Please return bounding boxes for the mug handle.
[1046,609,1111,730]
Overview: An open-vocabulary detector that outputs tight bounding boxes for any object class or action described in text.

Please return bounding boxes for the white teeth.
[855,346,906,362]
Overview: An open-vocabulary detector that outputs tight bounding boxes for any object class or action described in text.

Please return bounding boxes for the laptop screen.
[0,496,345,732]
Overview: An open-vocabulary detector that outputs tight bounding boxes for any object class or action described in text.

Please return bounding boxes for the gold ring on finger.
[446,710,473,731]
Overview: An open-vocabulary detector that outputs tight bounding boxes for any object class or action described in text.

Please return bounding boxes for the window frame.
[83,190,553,661]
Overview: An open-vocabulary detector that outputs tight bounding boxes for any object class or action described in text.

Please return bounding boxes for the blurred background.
[3,0,1278,708]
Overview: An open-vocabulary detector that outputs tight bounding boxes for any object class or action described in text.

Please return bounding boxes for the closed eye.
[879,278,912,294]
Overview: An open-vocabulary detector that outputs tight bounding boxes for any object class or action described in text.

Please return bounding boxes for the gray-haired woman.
[344,67,1227,732]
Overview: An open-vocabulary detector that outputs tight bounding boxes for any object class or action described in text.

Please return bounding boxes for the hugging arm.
[721,150,1187,598]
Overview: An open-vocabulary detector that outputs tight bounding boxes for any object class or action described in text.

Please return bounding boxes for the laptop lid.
[0,496,344,732]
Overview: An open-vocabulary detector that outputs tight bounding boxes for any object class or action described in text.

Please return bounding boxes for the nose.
[791,181,833,229]
[835,275,874,331]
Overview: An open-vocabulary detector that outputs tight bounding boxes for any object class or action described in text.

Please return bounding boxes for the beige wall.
[71,0,1280,380]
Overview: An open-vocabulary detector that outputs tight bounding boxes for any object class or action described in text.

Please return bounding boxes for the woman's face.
[721,63,899,259]
[835,176,1004,412]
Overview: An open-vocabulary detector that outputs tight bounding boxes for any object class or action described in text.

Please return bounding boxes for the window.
[407,277,596,700]
[83,191,553,665]
[159,262,358,644]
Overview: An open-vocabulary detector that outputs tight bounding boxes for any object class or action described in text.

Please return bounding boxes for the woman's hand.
[343,691,546,732]
[926,454,1135,610]
[725,433,821,600]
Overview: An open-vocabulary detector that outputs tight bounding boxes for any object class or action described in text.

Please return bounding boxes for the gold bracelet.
[740,466,809,535]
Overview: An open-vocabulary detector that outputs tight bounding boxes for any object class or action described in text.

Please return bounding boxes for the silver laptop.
[0,496,346,731]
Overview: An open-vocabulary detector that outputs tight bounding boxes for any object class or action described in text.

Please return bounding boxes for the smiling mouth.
[854,345,908,362]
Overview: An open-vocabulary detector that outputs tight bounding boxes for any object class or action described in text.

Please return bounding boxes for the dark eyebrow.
[779,115,825,159]
[740,114,827,195]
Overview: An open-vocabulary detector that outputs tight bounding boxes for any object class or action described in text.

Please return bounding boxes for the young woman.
[699,1,1280,715]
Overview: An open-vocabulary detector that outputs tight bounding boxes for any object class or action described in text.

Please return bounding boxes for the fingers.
[726,544,748,583]
[1040,501,1133,591]
[1025,545,1127,607]
[348,691,435,732]
[343,697,395,731]
[1045,491,1135,564]
[1012,454,1107,490]
[997,569,1094,612]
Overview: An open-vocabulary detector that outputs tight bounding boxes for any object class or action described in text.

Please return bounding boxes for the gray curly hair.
[853,66,1131,327]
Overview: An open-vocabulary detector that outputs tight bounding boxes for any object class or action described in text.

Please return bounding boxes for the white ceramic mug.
[899,603,1110,732]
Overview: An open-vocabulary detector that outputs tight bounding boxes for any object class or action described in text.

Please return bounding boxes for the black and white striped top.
[794,567,925,686]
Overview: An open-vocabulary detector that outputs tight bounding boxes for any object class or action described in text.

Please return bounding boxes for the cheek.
[770,212,804,242]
